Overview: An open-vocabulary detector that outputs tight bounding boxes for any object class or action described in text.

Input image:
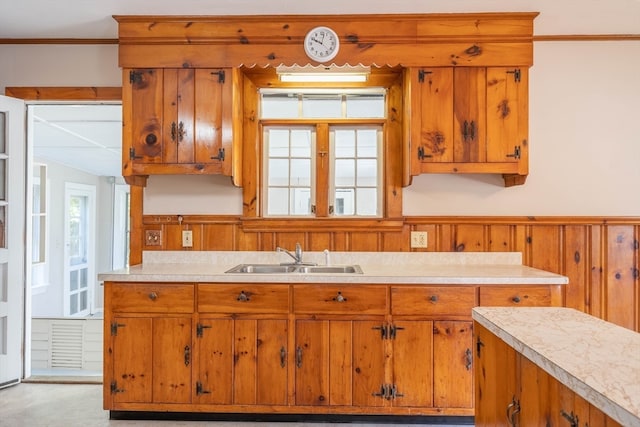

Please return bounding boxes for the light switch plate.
[182,230,193,247]
[410,231,428,248]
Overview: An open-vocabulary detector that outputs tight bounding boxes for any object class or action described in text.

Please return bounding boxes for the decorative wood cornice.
[114,13,538,68]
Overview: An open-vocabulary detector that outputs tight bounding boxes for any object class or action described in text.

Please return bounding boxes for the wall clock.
[304,26,340,63]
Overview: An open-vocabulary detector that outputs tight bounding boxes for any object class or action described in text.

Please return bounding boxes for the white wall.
[2,41,639,217]
[31,159,113,317]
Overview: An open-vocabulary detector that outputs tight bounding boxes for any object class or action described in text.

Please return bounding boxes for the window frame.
[240,66,405,223]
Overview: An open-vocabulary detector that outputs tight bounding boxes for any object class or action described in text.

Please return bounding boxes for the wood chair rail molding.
[114,12,538,68]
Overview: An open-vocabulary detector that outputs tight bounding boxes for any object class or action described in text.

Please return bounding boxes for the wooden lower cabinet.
[474,322,624,427]
[195,317,288,405]
[294,319,386,407]
[104,281,559,418]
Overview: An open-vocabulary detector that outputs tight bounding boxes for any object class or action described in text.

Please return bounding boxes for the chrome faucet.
[276,242,309,265]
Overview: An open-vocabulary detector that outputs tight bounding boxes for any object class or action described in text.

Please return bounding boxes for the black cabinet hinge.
[388,324,404,340]
[417,146,432,160]
[129,70,144,85]
[129,147,143,160]
[210,148,225,161]
[418,69,432,83]
[476,336,485,357]
[196,323,212,338]
[373,383,404,400]
[110,380,124,394]
[110,322,125,336]
[506,145,522,159]
[196,382,211,395]
[507,68,521,83]
[213,70,225,83]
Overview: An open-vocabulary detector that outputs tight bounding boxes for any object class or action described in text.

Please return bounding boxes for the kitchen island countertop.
[473,306,640,427]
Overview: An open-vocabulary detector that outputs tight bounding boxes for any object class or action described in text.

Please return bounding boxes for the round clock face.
[304,26,340,63]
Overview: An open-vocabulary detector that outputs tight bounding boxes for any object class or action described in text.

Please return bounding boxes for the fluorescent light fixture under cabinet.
[276,65,370,83]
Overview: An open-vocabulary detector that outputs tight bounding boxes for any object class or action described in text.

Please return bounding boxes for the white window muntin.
[262,126,316,217]
[330,125,383,217]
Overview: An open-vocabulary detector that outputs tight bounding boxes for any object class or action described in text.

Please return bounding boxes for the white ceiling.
[5,1,639,178]
[31,104,122,177]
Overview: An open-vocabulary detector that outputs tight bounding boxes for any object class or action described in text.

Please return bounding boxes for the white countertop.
[472,307,640,427]
[98,251,568,285]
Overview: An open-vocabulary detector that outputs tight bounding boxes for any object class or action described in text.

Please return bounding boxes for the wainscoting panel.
[138,215,639,332]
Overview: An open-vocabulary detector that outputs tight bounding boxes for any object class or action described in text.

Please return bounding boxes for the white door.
[64,183,96,317]
[0,95,26,387]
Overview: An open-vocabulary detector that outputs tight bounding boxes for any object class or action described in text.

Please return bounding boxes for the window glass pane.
[0,263,7,302]
[356,188,378,216]
[334,189,354,215]
[268,159,289,186]
[346,94,385,118]
[70,270,78,291]
[80,290,88,311]
[357,129,378,157]
[0,112,5,152]
[268,129,290,157]
[70,295,77,315]
[0,160,5,201]
[32,216,45,263]
[291,130,311,157]
[0,206,5,249]
[80,268,88,289]
[357,159,378,187]
[261,93,299,119]
[267,188,289,215]
[335,159,355,186]
[290,188,311,215]
[302,95,341,118]
[290,159,311,186]
[335,130,355,158]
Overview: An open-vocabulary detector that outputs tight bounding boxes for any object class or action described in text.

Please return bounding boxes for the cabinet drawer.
[293,285,386,315]
[479,286,553,307]
[109,283,194,313]
[391,286,477,317]
[198,284,289,313]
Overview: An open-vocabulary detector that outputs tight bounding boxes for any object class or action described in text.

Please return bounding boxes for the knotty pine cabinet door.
[110,316,192,404]
[391,320,434,407]
[195,317,288,405]
[408,67,528,186]
[123,68,232,183]
[474,322,518,427]
[294,319,387,407]
[432,321,474,409]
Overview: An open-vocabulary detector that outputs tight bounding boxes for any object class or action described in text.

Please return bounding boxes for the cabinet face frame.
[104,281,558,417]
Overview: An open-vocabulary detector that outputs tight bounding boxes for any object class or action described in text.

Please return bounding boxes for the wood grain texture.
[137,215,639,332]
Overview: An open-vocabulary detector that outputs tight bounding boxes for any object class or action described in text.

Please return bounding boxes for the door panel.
[392,320,433,407]
[152,316,192,404]
[0,95,25,387]
[112,317,152,403]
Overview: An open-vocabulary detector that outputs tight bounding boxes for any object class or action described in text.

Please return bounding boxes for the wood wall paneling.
[139,216,639,332]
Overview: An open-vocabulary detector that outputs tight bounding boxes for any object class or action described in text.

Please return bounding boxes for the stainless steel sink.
[294,265,363,274]
[225,264,299,274]
[225,264,363,274]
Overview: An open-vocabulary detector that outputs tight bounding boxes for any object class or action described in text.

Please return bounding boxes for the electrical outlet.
[182,230,193,248]
[145,230,162,246]
[410,231,428,248]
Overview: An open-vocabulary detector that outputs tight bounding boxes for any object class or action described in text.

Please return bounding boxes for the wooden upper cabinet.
[407,66,529,187]
[122,67,238,186]
[115,13,536,187]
